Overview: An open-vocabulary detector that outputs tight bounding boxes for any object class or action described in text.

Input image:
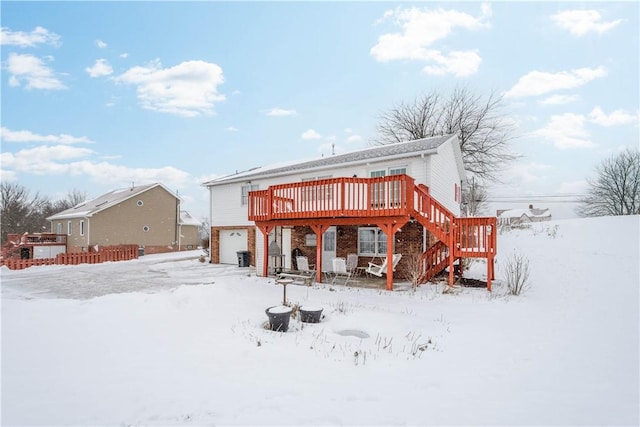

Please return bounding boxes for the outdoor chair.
[365,253,402,277]
[296,256,316,278]
[331,257,352,285]
[346,253,358,275]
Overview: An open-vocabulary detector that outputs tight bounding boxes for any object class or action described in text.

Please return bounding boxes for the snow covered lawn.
[2,216,638,426]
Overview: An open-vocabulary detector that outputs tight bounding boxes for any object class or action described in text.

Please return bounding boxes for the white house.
[497,205,552,227]
[203,134,497,290]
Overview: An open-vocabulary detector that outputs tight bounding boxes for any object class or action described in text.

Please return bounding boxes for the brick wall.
[290,222,430,277]
[210,227,220,263]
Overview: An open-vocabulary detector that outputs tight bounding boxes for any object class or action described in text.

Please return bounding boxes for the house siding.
[429,139,462,215]
[208,136,464,275]
[88,185,178,254]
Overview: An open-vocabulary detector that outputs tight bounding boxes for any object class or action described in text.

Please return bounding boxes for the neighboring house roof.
[179,210,201,226]
[203,134,462,186]
[497,207,552,220]
[47,182,178,221]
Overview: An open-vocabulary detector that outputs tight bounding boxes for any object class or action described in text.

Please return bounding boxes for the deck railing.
[454,217,497,258]
[5,233,67,245]
[248,175,416,221]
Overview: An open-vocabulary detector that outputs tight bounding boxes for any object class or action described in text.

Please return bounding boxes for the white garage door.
[220,229,248,264]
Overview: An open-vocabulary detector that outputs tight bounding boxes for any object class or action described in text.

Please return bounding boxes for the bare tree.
[52,189,87,213]
[462,177,488,217]
[578,148,640,217]
[375,86,516,181]
[0,182,51,243]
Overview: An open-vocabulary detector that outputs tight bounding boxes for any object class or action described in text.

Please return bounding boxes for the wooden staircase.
[412,184,496,288]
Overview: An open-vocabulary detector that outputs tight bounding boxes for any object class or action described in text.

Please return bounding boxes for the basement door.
[321,226,336,272]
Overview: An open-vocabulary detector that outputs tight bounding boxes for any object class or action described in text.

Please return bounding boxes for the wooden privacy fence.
[1,245,139,270]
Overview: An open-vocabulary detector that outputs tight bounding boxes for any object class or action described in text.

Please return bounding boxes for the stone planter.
[299,305,323,323]
[265,305,293,332]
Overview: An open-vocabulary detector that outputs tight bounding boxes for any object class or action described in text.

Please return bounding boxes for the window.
[67,221,72,236]
[301,175,332,202]
[80,220,85,236]
[357,227,389,256]
[143,225,150,232]
[370,167,407,207]
[241,184,259,205]
[136,200,144,207]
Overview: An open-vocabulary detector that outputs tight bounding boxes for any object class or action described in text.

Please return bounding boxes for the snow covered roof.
[47,183,177,221]
[179,210,201,226]
[498,207,552,219]
[203,134,458,186]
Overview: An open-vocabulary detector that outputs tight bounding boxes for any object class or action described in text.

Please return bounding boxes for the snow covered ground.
[2,216,638,426]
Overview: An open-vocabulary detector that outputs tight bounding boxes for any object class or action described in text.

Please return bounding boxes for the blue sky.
[2,1,638,220]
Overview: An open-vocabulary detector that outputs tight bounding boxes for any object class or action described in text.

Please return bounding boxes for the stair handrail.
[413,184,456,243]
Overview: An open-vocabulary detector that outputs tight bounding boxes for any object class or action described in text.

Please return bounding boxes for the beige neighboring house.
[497,204,552,227]
[47,183,201,254]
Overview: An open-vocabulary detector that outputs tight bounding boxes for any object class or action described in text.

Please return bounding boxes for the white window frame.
[357,227,391,256]
[241,184,259,206]
[67,221,72,236]
[301,175,333,202]
[370,166,407,207]
[80,220,85,236]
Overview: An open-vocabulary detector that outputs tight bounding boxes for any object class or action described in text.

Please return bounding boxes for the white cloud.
[370,3,490,76]
[86,59,113,78]
[1,146,96,175]
[532,113,594,149]
[0,26,61,47]
[6,53,66,90]
[344,128,353,133]
[95,39,107,48]
[551,10,623,36]
[2,145,191,189]
[265,108,297,117]
[346,134,363,143]
[539,94,578,105]
[421,49,482,77]
[504,66,607,98]
[1,127,94,144]
[116,59,225,117]
[587,106,638,127]
[500,162,551,184]
[120,53,129,59]
[226,126,238,132]
[301,129,321,140]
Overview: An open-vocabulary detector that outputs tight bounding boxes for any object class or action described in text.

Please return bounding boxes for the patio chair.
[296,256,316,280]
[365,253,402,277]
[331,257,352,285]
[346,253,358,275]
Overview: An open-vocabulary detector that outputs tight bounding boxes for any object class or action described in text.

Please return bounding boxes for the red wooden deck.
[248,175,497,290]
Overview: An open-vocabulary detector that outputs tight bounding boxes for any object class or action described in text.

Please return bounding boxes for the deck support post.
[310,224,330,283]
[256,223,275,278]
[377,220,408,291]
[448,221,456,287]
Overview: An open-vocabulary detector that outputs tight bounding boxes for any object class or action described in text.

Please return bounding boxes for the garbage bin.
[138,247,145,256]
[236,250,250,267]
